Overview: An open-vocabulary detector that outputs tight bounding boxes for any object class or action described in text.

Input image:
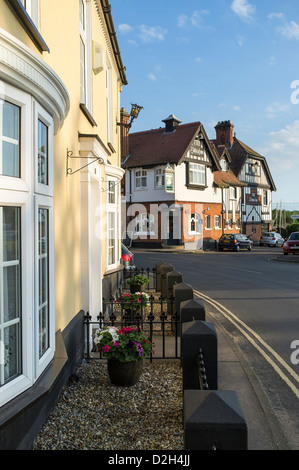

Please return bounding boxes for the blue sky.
[112,0,299,209]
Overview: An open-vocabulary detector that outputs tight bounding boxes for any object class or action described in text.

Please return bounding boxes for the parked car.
[121,243,135,275]
[260,232,284,247]
[283,232,299,256]
[218,234,253,252]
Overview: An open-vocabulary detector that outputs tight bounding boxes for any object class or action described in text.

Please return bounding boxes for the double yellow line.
[194,289,299,399]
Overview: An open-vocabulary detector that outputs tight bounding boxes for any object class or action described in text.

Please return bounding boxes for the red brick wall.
[124,200,241,248]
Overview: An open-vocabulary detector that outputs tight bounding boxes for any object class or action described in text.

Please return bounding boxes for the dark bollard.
[184,390,248,450]
[182,321,217,390]
[180,299,205,336]
[173,282,193,319]
[156,263,174,293]
[165,270,183,299]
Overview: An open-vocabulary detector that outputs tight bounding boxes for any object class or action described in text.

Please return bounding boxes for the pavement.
[210,320,291,450]
[132,246,298,450]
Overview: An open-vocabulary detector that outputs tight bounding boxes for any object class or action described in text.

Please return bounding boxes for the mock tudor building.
[212,121,276,242]
[121,114,245,250]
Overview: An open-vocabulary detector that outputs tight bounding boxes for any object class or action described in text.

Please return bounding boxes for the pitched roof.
[214,170,246,188]
[122,121,220,169]
[228,138,276,191]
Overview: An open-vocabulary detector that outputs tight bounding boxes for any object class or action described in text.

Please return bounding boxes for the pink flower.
[102,345,110,352]
[113,342,119,346]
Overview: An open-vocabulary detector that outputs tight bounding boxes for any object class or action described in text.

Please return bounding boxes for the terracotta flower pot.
[107,358,143,386]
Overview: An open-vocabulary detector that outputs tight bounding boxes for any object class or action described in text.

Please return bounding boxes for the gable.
[123,121,221,171]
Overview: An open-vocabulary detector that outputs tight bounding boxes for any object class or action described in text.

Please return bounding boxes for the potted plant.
[94,325,153,386]
[116,292,149,314]
[127,274,149,293]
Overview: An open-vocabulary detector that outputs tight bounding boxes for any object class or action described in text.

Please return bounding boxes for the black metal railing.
[197,348,209,390]
[123,266,156,292]
[83,294,180,362]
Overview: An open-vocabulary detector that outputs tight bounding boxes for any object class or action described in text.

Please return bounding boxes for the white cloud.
[148,73,157,81]
[265,102,291,118]
[268,12,299,40]
[233,105,241,111]
[177,10,210,29]
[258,120,299,172]
[138,25,167,42]
[177,14,188,28]
[118,23,133,34]
[237,35,245,46]
[231,0,256,22]
[278,21,299,40]
[195,57,203,63]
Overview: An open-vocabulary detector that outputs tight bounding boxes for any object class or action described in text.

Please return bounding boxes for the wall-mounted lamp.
[117,103,143,129]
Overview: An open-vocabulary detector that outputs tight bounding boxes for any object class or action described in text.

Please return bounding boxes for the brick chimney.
[215,120,234,149]
[120,107,130,161]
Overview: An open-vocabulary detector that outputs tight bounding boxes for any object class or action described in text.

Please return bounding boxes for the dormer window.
[220,159,226,171]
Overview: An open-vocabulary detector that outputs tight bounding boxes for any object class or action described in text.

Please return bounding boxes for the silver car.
[260,232,284,247]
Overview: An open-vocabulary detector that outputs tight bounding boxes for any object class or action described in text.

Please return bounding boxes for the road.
[131,246,299,449]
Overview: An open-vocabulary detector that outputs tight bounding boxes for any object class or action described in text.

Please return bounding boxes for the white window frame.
[205,214,211,230]
[34,102,54,197]
[188,213,201,235]
[215,215,221,230]
[0,83,55,406]
[106,178,118,271]
[134,170,147,189]
[19,0,40,28]
[189,163,205,186]
[155,168,165,188]
[106,59,113,145]
[135,213,155,236]
[80,0,92,111]
[230,187,237,199]
[34,195,55,377]
[263,190,268,206]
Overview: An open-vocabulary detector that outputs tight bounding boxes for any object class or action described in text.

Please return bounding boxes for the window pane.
[4,323,21,383]
[108,212,116,265]
[38,119,48,185]
[1,206,21,386]
[3,206,20,262]
[3,266,20,323]
[108,181,115,204]
[80,38,86,103]
[1,100,20,178]
[38,208,49,358]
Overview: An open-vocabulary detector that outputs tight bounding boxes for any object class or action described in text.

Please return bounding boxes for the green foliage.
[116,292,149,312]
[127,275,149,286]
[287,223,299,235]
[94,325,153,362]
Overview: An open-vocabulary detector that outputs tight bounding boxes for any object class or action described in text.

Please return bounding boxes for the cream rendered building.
[0,0,126,449]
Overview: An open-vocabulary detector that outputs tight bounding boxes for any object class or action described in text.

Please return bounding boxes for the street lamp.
[118,103,143,129]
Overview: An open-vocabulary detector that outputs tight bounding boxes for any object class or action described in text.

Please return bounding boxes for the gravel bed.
[32,360,184,451]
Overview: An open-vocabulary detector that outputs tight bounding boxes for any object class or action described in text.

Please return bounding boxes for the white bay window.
[0,83,55,406]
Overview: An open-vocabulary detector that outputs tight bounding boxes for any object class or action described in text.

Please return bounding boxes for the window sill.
[80,103,97,127]
[186,184,207,191]
[104,264,124,277]
[5,0,49,52]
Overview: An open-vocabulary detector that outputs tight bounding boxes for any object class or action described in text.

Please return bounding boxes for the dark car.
[218,233,253,252]
[283,232,299,255]
[121,243,135,275]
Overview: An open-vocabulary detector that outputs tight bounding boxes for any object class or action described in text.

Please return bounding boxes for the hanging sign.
[165,170,174,193]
